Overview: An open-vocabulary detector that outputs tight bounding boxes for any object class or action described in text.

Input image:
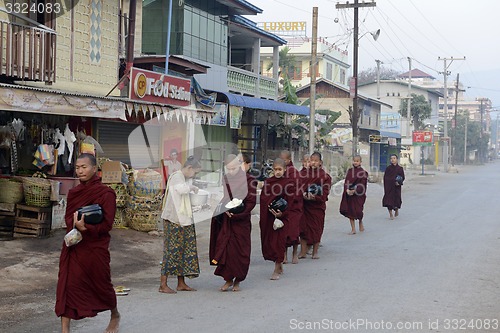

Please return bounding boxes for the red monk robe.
[259,175,296,263]
[210,170,257,282]
[382,163,405,210]
[55,175,117,320]
[300,167,332,245]
[339,166,368,220]
[284,161,302,247]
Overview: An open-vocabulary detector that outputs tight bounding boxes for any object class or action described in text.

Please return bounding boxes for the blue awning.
[219,92,310,116]
[380,131,401,139]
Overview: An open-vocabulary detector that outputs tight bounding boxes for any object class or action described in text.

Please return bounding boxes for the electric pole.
[375,59,382,99]
[309,7,318,154]
[336,0,376,157]
[407,57,412,140]
[452,74,465,165]
[438,56,465,172]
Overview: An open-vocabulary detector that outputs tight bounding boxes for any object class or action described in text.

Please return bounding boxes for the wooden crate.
[14,204,52,238]
[0,212,15,240]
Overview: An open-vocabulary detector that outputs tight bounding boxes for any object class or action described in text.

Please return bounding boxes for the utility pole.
[438,56,465,172]
[479,98,485,163]
[406,57,412,140]
[308,7,318,154]
[375,59,382,99]
[452,74,465,165]
[464,111,468,165]
[336,0,376,157]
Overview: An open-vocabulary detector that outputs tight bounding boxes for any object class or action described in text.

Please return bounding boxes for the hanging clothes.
[64,124,77,164]
[54,128,66,156]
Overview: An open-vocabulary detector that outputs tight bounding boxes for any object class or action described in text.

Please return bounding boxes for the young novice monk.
[259,158,296,280]
[298,152,332,259]
[339,155,368,234]
[279,150,302,264]
[210,154,257,292]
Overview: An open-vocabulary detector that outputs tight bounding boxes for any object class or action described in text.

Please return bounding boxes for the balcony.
[0,20,56,83]
[227,66,278,99]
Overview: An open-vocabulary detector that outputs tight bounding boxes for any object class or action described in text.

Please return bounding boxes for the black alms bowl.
[269,197,288,212]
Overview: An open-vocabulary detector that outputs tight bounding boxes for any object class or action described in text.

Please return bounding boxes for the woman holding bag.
[159,156,202,294]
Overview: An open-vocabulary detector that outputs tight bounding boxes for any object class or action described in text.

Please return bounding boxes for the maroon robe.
[300,167,332,245]
[339,166,368,220]
[259,175,296,263]
[209,170,257,282]
[55,175,117,320]
[382,164,405,210]
[284,162,302,247]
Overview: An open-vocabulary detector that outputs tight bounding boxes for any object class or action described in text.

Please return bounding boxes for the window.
[326,63,333,81]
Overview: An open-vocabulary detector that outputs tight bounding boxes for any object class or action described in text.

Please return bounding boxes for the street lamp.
[351,28,380,157]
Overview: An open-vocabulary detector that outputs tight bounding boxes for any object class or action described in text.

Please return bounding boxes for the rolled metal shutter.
[97,120,161,168]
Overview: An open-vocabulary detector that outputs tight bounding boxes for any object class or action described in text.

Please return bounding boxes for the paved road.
[6,162,500,333]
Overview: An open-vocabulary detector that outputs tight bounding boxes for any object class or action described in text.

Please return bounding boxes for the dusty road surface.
[1,162,499,333]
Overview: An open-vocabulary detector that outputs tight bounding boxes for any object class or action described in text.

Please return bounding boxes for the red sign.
[412,130,433,146]
[129,67,191,107]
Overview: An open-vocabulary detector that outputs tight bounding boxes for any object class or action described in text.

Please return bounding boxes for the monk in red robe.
[298,152,332,259]
[339,155,368,234]
[55,153,120,333]
[279,150,302,264]
[382,154,405,219]
[210,154,257,291]
[259,158,296,280]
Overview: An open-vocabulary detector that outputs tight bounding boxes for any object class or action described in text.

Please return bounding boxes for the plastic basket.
[22,178,51,207]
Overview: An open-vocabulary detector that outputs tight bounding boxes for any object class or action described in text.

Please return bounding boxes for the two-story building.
[295,78,390,171]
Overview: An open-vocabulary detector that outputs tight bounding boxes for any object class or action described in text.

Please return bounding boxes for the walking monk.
[382,154,405,219]
[279,150,302,264]
[339,155,368,234]
[55,153,120,333]
[298,152,332,259]
[260,158,296,280]
[210,154,257,291]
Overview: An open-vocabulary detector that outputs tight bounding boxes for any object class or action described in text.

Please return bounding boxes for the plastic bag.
[273,220,284,230]
[64,228,82,247]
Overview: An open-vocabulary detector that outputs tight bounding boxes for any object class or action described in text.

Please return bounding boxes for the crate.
[14,204,52,238]
[0,212,15,240]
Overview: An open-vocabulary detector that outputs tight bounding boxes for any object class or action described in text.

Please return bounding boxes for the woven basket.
[113,208,128,228]
[107,183,129,208]
[22,177,51,207]
[126,209,159,232]
[0,179,24,204]
[126,194,163,211]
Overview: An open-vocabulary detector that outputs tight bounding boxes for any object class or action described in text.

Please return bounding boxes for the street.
[1,162,500,333]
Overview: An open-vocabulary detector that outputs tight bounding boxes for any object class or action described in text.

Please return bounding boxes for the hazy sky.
[246,0,500,111]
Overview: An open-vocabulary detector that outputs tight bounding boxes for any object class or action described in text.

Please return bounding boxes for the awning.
[0,83,215,122]
[380,131,401,139]
[219,92,309,116]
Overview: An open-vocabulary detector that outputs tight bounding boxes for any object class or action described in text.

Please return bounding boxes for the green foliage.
[449,112,490,163]
[399,93,432,130]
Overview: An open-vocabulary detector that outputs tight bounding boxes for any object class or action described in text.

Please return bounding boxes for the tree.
[450,112,490,164]
[358,67,400,85]
[399,93,432,130]
[267,47,298,104]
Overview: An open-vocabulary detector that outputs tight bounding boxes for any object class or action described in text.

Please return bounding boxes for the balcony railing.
[0,20,56,83]
[227,66,278,99]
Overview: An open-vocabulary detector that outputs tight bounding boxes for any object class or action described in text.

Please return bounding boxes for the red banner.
[129,67,191,107]
[412,130,433,146]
